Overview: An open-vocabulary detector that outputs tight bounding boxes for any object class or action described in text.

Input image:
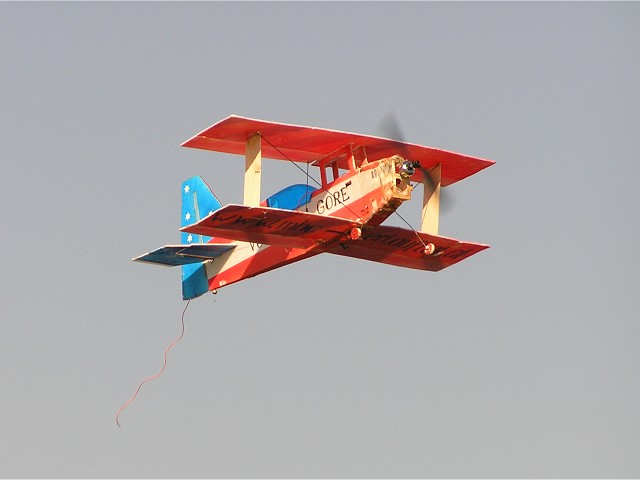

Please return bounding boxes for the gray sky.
[2,2,639,478]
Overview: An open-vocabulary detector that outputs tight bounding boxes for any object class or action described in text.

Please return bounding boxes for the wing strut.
[421,163,441,235]
[244,132,262,207]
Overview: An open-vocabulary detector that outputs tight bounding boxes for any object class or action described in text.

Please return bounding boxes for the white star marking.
[184,185,190,194]
[185,212,191,221]
[187,234,193,243]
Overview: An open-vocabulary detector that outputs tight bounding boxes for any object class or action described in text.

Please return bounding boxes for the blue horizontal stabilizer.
[133,244,235,267]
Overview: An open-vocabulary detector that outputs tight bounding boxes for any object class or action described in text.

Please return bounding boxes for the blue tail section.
[180,176,223,300]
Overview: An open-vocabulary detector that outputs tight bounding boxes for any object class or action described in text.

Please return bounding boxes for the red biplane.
[134,115,494,299]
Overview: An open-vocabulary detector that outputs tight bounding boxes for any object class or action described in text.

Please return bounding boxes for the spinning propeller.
[379,113,455,216]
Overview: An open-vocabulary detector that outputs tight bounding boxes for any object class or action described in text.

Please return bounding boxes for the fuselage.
[203,156,413,291]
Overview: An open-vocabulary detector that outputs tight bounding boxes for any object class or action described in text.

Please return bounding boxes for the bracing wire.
[392,208,431,252]
[115,299,191,427]
[259,134,364,221]
[391,164,442,251]
[259,134,322,189]
[305,156,310,212]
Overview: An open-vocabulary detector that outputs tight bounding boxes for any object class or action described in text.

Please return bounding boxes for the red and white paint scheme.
[134,115,495,299]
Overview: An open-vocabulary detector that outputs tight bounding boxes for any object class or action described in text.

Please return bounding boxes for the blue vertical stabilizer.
[180,176,222,300]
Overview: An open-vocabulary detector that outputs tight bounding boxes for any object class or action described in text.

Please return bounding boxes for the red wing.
[327,224,489,271]
[181,204,360,249]
[182,115,495,187]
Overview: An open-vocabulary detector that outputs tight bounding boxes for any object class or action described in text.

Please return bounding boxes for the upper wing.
[181,204,360,249]
[181,115,494,187]
[327,224,489,271]
[133,243,236,267]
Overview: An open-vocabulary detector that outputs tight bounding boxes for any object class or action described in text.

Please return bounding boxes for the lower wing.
[181,204,360,249]
[327,224,489,271]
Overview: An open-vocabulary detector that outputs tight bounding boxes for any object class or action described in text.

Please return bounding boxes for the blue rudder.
[180,176,222,300]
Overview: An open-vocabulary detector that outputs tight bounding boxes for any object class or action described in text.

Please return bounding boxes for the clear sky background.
[2,2,639,478]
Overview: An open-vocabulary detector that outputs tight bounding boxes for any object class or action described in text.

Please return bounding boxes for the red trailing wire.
[115,300,191,427]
